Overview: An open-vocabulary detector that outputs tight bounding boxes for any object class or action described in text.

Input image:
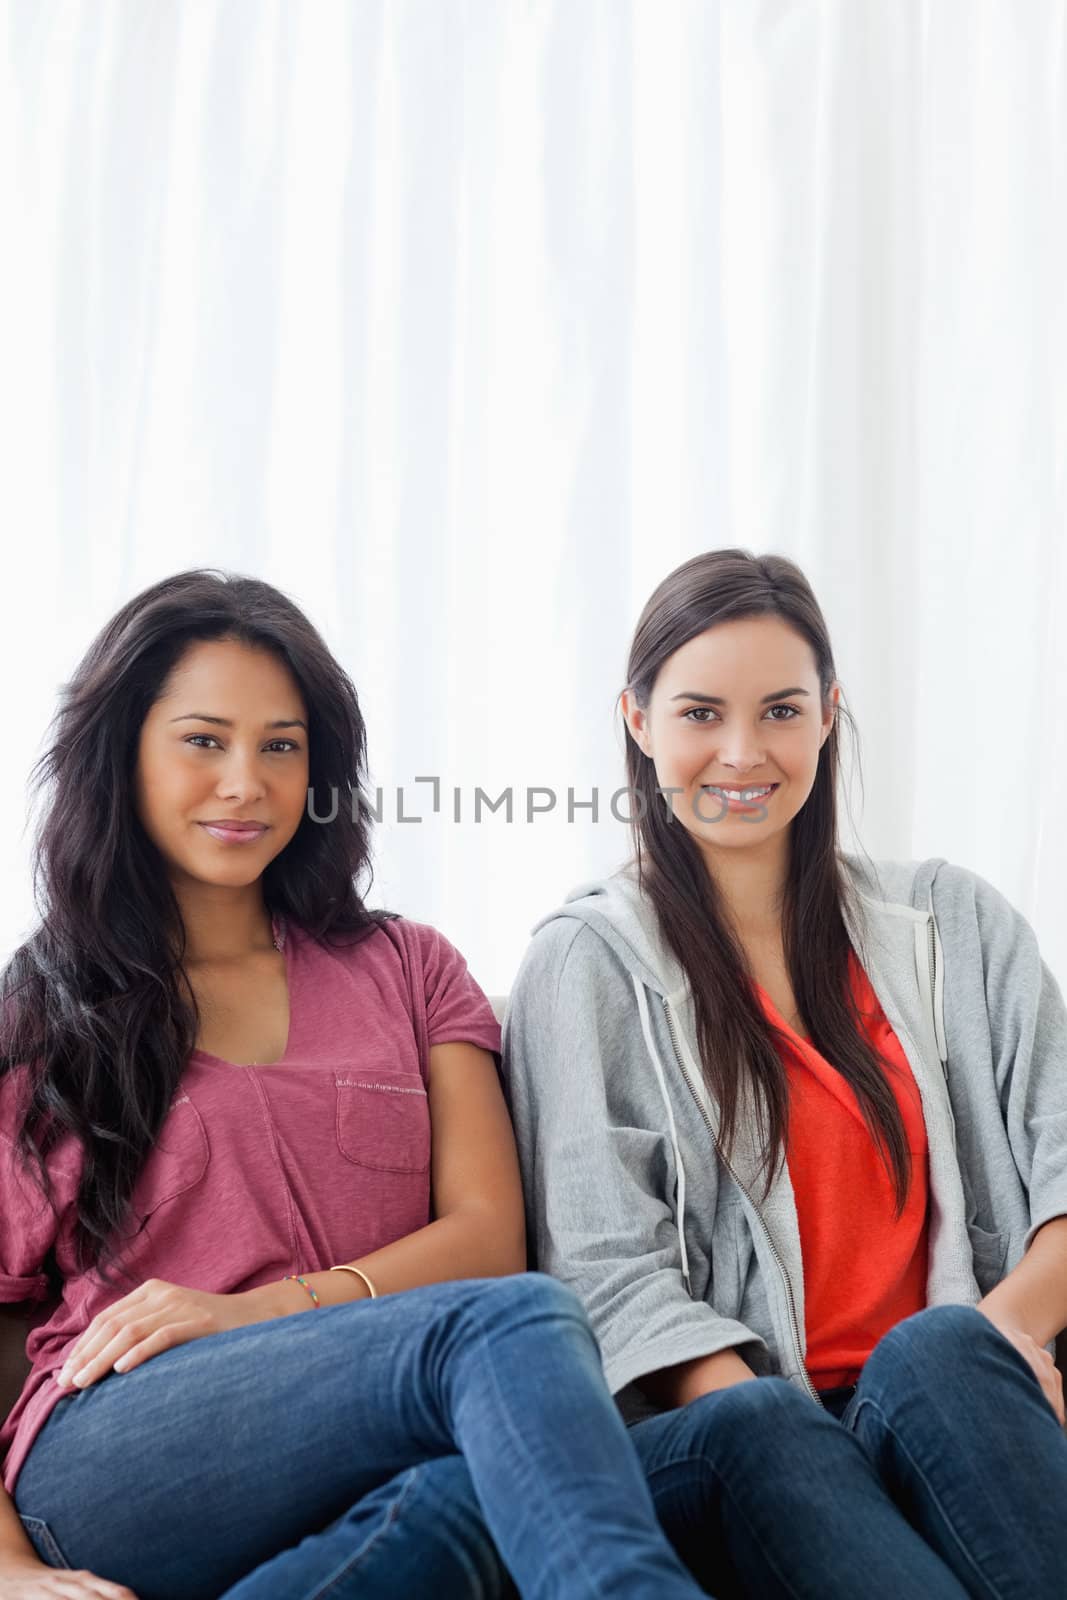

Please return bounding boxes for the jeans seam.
[849,1395,1005,1600]
[304,1467,420,1600]
[474,1315,611,1598]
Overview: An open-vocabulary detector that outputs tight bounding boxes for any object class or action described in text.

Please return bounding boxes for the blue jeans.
[628,1305,1067,1599]
[13,1273,702,1600]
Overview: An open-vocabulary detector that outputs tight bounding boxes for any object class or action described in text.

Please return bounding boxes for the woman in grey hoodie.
[503,548,1067,1599]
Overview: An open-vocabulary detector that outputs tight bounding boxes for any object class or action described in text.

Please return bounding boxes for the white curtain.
[3,0,1065,996]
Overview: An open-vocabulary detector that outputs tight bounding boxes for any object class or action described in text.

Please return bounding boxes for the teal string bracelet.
[283,1273,321,1308]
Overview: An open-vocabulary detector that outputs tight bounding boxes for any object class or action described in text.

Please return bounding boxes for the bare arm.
[638,1347,757,1410]
[0,1478,36,1567]
[977,1215,1067,1348]
[0,1305,39,1565]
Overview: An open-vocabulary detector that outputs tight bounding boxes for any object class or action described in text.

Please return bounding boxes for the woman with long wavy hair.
[0,570,706,1600]
[504,548,1067,1598]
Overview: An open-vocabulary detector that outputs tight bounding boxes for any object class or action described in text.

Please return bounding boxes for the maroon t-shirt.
[0,914,501,1494]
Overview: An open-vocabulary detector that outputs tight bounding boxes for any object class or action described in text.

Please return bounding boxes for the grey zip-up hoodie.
[501,853,1067,1420]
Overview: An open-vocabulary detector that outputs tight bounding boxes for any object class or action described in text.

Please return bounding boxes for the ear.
[819,683,840,747]
[620,688,652,757]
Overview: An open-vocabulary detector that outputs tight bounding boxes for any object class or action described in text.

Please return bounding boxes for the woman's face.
[621,615,838,858]
[133,638,310,893]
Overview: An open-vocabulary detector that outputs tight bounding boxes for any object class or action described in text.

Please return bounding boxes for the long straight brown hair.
[623,548,910,1212]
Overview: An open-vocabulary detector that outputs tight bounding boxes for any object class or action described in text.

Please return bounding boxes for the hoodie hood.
[532,851,935,1009]
[532,861,685,1002]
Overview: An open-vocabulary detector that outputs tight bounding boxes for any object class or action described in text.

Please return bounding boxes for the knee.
[462,1272,591,1340]
[683,1377,831,1471]
[867,1304,991,1388]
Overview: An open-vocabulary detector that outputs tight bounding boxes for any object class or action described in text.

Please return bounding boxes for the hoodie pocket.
[966,1221,1008,1292]
[709,1190,751,1320]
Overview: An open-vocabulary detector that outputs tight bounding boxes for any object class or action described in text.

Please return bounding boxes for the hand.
[54,1279,265,1391]
[0,1550,138,1597]
[978,1309,1065,1425]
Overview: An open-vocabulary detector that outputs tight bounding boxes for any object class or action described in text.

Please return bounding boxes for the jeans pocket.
[17,1514,71,1569]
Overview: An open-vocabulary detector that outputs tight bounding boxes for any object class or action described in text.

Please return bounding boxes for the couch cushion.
[0,1305,35,1428]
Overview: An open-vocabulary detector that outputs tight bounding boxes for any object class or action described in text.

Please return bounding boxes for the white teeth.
[707,785,774,802]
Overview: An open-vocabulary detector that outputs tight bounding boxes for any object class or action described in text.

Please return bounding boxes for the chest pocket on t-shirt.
[334,1074,431,1174]
[129,1093,211,1226]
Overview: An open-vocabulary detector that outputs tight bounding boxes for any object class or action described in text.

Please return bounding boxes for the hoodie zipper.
[661,997,823,1405]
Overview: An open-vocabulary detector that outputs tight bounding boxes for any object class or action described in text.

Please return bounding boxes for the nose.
[215,746,268,805]
[711,730,768,777]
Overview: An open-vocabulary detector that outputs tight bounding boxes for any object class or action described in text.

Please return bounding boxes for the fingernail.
[71,1370,88,1387]
[56,1367,71,1387]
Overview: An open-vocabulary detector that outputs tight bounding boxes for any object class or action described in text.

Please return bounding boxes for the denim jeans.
[627,1305,1067,1599]
[13,1273,702,1600]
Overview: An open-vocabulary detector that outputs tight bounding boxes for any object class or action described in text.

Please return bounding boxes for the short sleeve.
[411,924,502,1055]
[0,1073,80,1305]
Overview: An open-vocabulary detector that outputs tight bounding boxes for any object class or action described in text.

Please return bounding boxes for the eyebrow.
[669,687,810,706]
[168,714,308,731]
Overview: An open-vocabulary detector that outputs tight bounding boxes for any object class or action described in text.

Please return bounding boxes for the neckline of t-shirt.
[187,911,296,1069]
[753,983,813,1045]
[753,947,887,1048]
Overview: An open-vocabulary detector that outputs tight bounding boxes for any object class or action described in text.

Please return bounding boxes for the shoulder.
[295,912,483,994]
[370,916,481,980]
[290,912,439,970]
[844,854,1037,967]
[510,916,636,1012]
[922,859,1030,937]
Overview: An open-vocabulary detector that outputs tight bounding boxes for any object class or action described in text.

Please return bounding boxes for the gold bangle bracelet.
[329,1264,378,1299]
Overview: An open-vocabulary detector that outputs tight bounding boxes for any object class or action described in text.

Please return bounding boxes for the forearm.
[638,1346,757,1410]
[0,1477,39,1568]
[247,1205,527,1321]
[978,1215,1067,1346]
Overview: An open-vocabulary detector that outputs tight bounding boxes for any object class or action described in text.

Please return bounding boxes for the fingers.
[57,1287,148,1386]
[1018,1335,1065,1425]
[987,1324,1066,1424]
[57,1319,155,1391]
[7,1573,138,1599]
[59,1575,139,1598]
[112,1326,182,1377]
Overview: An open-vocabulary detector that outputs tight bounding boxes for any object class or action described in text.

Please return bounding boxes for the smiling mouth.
[702,783,778,805]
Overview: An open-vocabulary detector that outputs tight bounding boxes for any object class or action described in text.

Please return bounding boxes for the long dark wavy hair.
[1,569,392,1285]
[623,549,910,1211]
